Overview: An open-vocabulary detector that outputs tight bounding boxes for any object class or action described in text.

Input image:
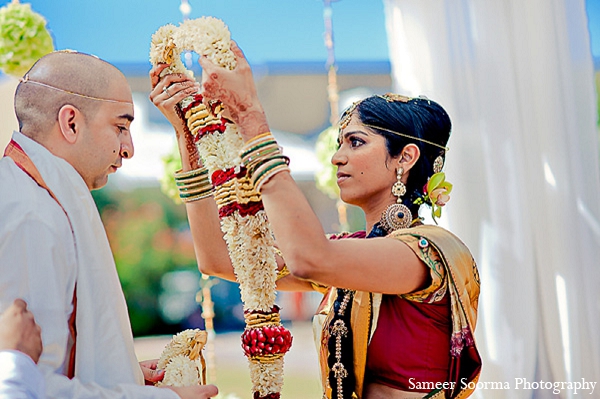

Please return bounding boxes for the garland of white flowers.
[157,329,208,387]
[150,17,292,398]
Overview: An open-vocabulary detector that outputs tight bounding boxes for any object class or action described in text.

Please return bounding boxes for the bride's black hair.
[347,95,452,219]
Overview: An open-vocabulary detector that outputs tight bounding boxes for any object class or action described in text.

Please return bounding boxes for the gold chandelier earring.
[380,167,413,231]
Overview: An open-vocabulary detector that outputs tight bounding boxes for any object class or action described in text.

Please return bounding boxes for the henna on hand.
[175,106,202,169]
[150,64,203,169]
[149,65,200,129]
[199,42,270,141]
[201,73,268,140]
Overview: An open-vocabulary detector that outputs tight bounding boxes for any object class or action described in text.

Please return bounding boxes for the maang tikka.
[380,167,413,231]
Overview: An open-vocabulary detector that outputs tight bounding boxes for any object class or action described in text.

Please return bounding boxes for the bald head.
[14,51,131,140]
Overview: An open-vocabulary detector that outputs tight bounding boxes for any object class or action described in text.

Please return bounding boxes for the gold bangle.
[175,173,209,183]
[310,281,329,294]
[245,132,274,146]
[253,161,290,191]
[239,132,291,192]
[241,140,278,160]
[276,265,290,281]
[242,145,280,167]
[273,247,284,258]
[175,167,213,200]
[181,190,213,202]
[179,186,213,197]
[174,167,209,180]
[273,247,289,281]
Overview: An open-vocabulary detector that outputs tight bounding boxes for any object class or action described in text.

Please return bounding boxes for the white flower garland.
[150,24,187,77]
[158,355,202,387]
[157,329,207,387]
[150,17,291,398]
[197,124,242,172]
[221,211,277,310]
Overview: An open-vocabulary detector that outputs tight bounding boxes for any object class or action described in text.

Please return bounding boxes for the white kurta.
[0,132,177,399]
[0,350,45,399]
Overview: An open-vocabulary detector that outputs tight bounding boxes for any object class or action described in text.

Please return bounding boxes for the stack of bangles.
[240,132,291,192]
[174,167,214,202]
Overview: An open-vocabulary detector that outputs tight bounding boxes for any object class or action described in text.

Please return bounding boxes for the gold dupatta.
[313,225,481,399]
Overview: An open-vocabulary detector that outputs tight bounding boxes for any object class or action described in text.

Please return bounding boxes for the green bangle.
[254,164,290,191]
[176,177,210,187]
[252,160,289,187]
[240,140,278,159]
[174,167,208,180]
[181,191,214,202]
[244,148,282,173]
[179,187,213,198]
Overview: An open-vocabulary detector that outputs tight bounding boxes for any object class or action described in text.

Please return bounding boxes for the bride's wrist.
[175,129,202,170]
[235,107,270,141]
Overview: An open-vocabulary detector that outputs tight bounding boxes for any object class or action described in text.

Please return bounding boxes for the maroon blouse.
[365,292,451,392]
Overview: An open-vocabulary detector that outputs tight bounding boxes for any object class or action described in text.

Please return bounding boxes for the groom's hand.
[139,358,165,385]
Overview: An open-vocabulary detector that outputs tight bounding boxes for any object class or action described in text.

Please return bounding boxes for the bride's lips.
[337,171,350,184]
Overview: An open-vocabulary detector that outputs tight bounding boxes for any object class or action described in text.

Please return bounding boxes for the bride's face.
[332,115,399,209]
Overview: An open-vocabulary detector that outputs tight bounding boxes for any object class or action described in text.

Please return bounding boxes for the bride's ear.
[398,143,420,173]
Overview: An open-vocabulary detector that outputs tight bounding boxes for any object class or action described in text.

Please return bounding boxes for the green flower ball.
[160,140,183,204]
[314,125,340,200]
[0,1,54,77]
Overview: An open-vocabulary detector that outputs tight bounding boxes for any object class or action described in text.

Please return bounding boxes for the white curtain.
[383,1,600,398]
[0,76,19,149]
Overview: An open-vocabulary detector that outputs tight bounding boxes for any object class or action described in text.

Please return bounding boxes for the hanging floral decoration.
[0,0,54,77]
[160,141,185,203]
[150,17,292,398]
[157,329,208,387]
[314,125,340,200]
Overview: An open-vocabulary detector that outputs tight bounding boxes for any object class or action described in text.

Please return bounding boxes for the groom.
[0,51,217,399]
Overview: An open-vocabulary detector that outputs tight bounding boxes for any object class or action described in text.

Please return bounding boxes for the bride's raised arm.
[149,63,312,292]
[149,64,234,281]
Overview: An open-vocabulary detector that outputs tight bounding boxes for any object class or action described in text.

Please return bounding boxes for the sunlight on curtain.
[383,1,600,398]
[0,76,18,149]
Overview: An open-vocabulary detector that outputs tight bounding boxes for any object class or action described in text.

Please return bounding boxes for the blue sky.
[1,0,598,68]
[5,0,389,66]
[588,0,600,63]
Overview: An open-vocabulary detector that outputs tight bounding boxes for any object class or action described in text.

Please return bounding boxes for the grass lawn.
[135,321,322,398]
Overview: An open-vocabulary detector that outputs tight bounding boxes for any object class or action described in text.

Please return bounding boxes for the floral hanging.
[0,0,54,77]
[150,17,291,398]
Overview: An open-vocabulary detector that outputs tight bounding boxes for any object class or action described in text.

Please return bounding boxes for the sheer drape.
[383,1,600,397]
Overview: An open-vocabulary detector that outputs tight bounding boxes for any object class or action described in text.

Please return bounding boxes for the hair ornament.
[377,93,411,103]
[19,74,132,104]
[361,124,449,152]
[339,100,360,130]
[417,94,432,104]
[433,155,444,173]
[56,49,98,58]
[413,172,453,223]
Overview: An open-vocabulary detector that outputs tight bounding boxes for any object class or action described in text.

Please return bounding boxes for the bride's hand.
[149,64,200,130]
[199,41,269,141]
